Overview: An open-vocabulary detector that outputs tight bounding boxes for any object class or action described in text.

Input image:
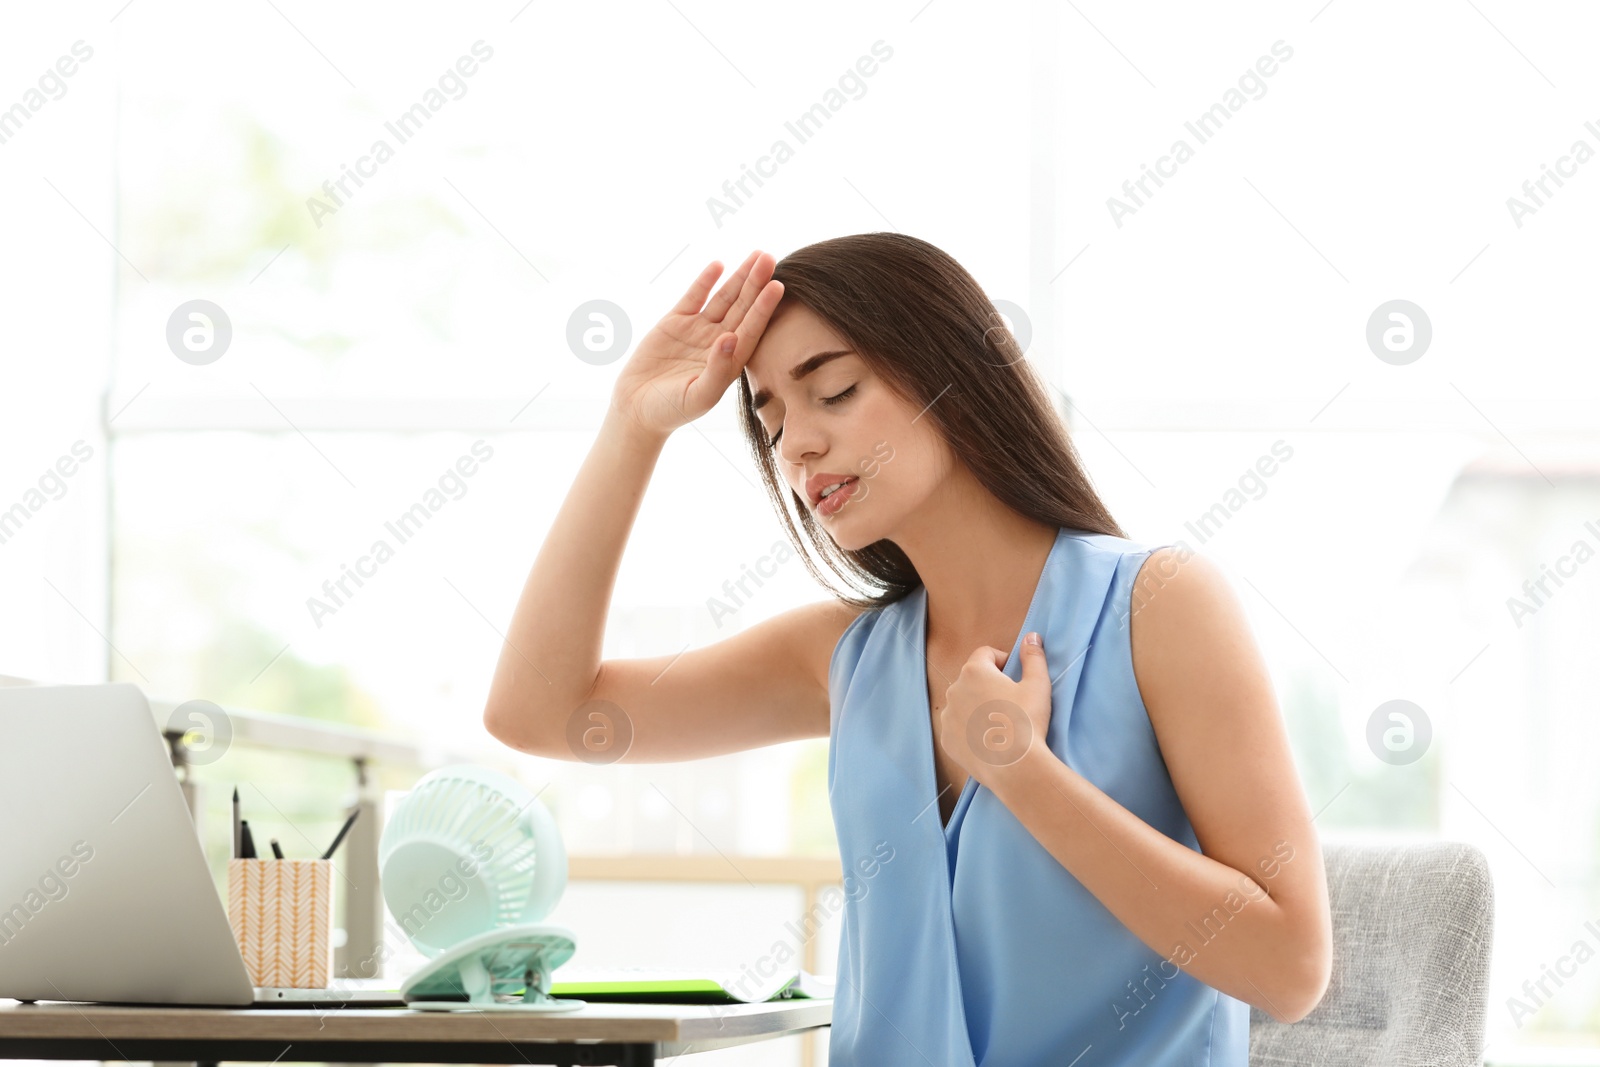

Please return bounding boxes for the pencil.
[321,808,360,861]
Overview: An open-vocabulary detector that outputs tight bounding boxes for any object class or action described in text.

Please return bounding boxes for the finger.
[726,279,785,365]
[703,250,762,323]
[1017,631,1049,690]
[720,251,777,329]
[707,249,761,321]
[964,645,1004,670]
[672,260,725,316]
[683,331,741,413]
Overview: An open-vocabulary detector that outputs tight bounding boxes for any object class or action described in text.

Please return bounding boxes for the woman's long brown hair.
[735,232,1126,612]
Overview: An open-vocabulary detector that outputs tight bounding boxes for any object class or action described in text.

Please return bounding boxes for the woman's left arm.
[987,546,1333,1024]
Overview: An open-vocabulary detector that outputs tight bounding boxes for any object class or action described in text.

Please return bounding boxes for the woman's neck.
[892,472,1059,647]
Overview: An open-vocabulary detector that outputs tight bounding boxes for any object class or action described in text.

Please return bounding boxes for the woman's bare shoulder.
[784,597,875,692]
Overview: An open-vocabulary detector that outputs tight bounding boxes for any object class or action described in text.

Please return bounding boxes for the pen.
[270,838,285,860]
[320,808,360,861]
[240,819,257,860]
[233,787,241,860]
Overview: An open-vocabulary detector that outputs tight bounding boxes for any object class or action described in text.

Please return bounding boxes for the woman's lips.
[816,477,859,517]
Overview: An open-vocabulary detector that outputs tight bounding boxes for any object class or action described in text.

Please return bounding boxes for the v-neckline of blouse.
[914,527,1065,838]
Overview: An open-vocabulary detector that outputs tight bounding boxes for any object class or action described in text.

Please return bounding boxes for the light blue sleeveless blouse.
[826,527,1251,1066]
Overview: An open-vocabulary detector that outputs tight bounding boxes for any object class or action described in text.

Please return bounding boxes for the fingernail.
[720,337,736,353]
[1025,632,1041,646]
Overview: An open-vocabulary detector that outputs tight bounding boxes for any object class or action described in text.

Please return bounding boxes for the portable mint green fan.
[379,764,584,1011]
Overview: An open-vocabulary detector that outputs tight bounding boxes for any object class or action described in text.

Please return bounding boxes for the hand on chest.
[927,634,1056,808]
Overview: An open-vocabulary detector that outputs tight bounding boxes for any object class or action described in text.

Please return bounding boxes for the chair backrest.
[1250,840,1494,1067]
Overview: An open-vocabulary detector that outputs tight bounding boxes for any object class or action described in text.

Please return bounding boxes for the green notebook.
[548,966,835,1004]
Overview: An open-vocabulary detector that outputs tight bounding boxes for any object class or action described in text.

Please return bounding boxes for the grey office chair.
[1250,840,1494,1067]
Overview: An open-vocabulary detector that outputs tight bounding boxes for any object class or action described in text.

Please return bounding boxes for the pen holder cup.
[227,858,334,988]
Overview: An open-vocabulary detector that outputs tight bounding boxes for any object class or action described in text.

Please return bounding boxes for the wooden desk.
[0,998,832,1066]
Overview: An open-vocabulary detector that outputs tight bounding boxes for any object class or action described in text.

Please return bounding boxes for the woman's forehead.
[747,305,849,382]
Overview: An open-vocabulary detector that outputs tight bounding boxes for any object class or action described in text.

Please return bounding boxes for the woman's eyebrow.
[750,349,854,411]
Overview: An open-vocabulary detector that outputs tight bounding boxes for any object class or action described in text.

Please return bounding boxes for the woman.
[483,233,1331,1065]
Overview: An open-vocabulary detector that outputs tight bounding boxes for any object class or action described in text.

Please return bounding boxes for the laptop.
[0,682,404,1007]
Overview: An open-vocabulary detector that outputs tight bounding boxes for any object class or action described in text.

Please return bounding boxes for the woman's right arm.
[481,251,863,762]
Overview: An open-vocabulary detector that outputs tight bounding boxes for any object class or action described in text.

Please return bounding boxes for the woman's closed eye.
[767,384,857,448]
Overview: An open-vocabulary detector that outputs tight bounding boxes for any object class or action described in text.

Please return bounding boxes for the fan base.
[400,923,583,1013]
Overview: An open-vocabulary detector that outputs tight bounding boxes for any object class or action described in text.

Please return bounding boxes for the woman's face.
[743,301,953,552]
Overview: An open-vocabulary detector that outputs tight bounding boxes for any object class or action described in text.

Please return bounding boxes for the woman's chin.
[819,512,881,553]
